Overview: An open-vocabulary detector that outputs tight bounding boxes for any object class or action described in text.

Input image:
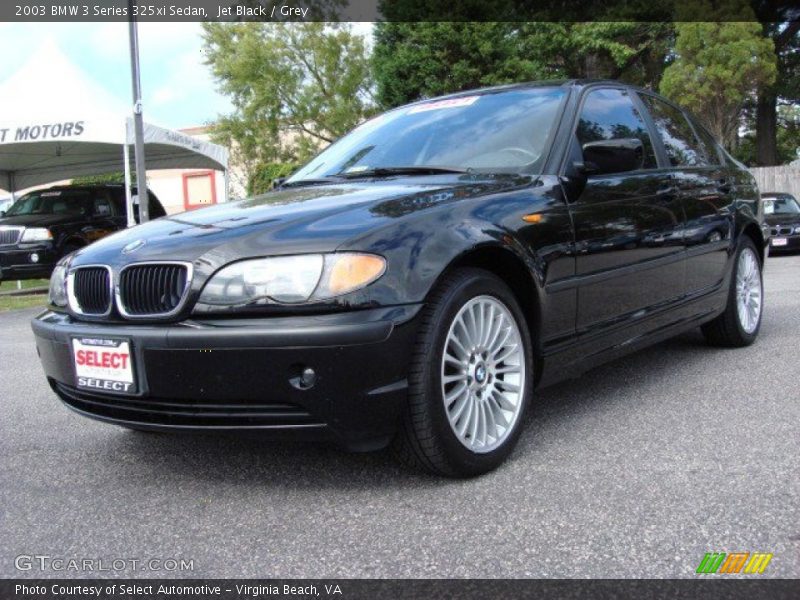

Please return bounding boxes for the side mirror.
[272,177,287,189]
[0,211,5,217]
[581,138,644,175]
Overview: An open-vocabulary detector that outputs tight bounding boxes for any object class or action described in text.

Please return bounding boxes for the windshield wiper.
[337,166,470,179]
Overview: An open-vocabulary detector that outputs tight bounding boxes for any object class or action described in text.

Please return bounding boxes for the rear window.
[109,188,167,220]
[639,94,709,167]
[689,118,722,165]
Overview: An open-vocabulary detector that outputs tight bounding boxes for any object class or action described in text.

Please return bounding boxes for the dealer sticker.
[72,337,136,395]
[408,96,479,114]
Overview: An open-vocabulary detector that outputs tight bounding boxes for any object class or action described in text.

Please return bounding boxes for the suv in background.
[0,184,166,281]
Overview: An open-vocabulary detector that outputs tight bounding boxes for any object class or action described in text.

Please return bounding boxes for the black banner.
[2,579,800,600]
[3,0,800,23]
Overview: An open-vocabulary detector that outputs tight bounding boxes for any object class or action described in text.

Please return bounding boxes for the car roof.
[403,79,660,107]
[46,183,126,191]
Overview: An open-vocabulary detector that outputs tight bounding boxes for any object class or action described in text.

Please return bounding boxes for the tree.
[659,9,777,149]
[754,22,800,165]
[202,23,374,193]
[372,22,672,109]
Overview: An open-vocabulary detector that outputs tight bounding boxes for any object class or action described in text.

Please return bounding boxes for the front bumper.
[768,234,800,253]
[0,244,58,279]
[32,305,423,450]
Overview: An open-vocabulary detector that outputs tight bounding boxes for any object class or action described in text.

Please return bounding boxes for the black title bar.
[3,579,800,600]
[4,0,800,22]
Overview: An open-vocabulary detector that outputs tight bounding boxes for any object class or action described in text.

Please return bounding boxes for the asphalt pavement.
[1,255,798,579]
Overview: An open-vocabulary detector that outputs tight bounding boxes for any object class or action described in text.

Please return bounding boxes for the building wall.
[147,168,227,215]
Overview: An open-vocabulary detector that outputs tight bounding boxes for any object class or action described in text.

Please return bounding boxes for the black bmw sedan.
[762,192,800,253]
[32,81,767,476]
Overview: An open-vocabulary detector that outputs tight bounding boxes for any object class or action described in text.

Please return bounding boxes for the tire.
[393,268,534,477]
[701,237,763,347]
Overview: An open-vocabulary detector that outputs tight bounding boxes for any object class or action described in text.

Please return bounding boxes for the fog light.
[30,253,39,263]
[289,365,317,390]
[301,367,316,387]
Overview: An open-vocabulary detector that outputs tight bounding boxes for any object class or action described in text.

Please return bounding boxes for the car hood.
[72,176,530,269]
[0,213,86,228]
[765,214,800,227]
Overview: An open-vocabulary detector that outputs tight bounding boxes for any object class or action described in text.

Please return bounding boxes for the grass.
[0,294,46,312]
[0,279,49,312]
[0,278,49,292]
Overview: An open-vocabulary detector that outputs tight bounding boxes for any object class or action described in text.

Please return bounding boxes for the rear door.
[566,87,686,334]
[638,93,733,294]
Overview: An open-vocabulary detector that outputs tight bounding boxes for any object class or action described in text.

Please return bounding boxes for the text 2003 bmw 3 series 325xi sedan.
[32,80,768,477]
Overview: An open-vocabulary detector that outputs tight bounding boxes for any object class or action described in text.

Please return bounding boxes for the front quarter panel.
[337,177,576,345]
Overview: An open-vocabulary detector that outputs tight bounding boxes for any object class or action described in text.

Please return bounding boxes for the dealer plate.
[72,337,136,395]
[771,237,788,247]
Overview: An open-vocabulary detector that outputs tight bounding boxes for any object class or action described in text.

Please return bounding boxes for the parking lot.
[1,255,798,579]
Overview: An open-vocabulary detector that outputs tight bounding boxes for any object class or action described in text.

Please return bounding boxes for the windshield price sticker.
[408,96,480,114]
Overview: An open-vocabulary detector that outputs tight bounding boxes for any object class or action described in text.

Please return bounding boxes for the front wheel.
[393,268,533,477]
[701,237,763,347]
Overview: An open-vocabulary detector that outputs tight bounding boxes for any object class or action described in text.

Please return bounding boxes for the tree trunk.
[756,90,778,166]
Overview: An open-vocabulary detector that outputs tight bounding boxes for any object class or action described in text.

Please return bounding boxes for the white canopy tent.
[0,42,229,225]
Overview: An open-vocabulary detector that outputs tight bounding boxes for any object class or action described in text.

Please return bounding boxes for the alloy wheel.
[735,247,762,334]
[440,295,526,453]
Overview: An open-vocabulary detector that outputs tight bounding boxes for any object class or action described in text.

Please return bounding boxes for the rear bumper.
[32,305,423,450]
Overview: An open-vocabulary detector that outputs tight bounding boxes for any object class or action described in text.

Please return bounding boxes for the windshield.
[288,87,567,183]
[5,190,93,217]
[763,194,800,215]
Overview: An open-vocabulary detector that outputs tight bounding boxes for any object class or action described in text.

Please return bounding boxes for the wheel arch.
[740,221,765,265]
[432,244,544,381]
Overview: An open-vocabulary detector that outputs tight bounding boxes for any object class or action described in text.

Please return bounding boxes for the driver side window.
[577,88,658,170]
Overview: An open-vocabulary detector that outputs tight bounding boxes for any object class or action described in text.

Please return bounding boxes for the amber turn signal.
[324,253,387,296]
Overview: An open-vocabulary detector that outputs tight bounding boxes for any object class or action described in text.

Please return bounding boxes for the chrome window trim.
[115,261,194,320]
[66,264,114,317]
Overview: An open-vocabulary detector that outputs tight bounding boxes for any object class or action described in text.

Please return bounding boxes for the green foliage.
[372,22,673,108]
[660,7,777,148]
[202,23,375,189]
[733,103,800,165]
[71,171,134,185]
[247,162,299,196]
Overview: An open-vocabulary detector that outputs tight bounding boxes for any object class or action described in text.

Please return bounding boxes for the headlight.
[794,226,800,234]
[20,227,52,243]
[197,253,386,306]
[48,262,69,307]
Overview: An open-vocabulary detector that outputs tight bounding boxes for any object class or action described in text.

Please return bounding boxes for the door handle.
[716,178,733,194]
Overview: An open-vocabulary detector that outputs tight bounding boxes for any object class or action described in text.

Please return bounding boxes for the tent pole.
[127,4,149,223]
[123,142,135,227]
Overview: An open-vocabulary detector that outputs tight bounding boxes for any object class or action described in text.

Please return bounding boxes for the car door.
[638,93,733,294]
[564,87,686,335]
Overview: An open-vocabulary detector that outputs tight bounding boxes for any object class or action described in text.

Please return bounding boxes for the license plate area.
[72,337,137,395]
[771,237,788,246]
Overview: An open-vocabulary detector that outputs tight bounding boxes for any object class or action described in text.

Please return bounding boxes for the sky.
[0,22,374,130]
